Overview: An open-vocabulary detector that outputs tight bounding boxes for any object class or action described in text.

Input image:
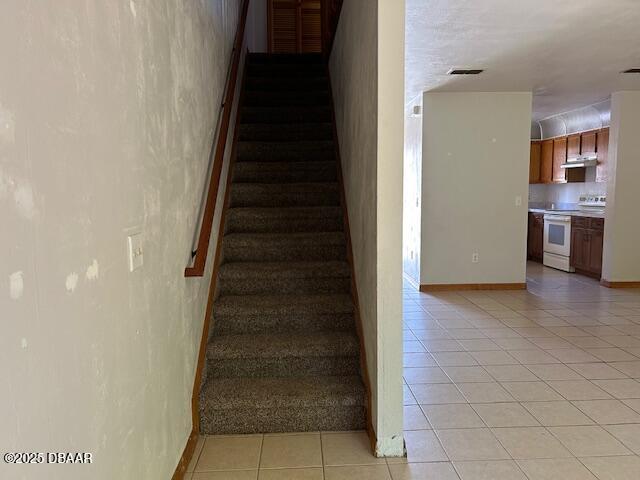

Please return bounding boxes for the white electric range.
[542,194,606,272]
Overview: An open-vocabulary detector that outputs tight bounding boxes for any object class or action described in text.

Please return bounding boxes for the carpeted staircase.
[199,53,367,434]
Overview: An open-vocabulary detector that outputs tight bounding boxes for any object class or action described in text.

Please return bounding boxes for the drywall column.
[403,96,423,284]
[602,91,640,284]
[421,92,532,288]
[330,0,405,457]
[376,0,405,457]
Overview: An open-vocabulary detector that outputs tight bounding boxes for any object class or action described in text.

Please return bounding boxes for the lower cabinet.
[570,217,604,279]
[527,213,544,262]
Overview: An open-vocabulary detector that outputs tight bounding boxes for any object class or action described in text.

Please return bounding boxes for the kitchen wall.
[421,92,532,286]
[529,179,606,208]
[330,0,405,456]
[0,1,242,479]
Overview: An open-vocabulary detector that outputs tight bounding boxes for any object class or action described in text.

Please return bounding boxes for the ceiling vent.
[447,68,484,75]
[622,68,640,73]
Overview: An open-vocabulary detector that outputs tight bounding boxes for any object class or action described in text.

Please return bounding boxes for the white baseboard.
[375,434,406,458]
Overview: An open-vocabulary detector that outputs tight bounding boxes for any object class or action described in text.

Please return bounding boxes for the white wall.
[0,1,242,479]
[247,0,268,53]
[330,0,405,457]
[602,91,640,283]
[403,96,422,284]
[421,92,532,286]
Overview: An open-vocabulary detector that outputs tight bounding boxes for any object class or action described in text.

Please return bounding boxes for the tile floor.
[185,263,640,479]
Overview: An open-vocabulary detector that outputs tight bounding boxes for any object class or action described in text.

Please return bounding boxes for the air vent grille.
[447,68,484,75]
[622,68,640,73]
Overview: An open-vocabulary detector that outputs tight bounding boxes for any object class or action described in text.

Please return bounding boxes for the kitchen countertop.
[528,208,606,219]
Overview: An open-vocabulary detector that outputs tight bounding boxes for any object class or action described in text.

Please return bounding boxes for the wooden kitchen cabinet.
[533,129,604,184]
[527,213,544,262]
[567,134,581,159]
[529,141,542,184]
[596,128,609,183]
[571,227,590,272]
[552,137,567,183]
[581,130,597,154]
[589,228,604,274]
[540,139,554,184]
[570,216,604,279]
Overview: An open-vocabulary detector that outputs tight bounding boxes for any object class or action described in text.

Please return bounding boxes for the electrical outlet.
[472,252,479,263]
[127,233,143,272]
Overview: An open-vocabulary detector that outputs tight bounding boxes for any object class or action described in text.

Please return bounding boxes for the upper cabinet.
[552,137,567,183]
[581,131,597,155]
[529,141,542,184]
[528,128,609,185]
[567,134,581,160]
[596,128,609,183]
[539,139,554,184]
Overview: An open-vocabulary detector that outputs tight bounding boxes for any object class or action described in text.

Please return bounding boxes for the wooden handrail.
[185,0,250,278]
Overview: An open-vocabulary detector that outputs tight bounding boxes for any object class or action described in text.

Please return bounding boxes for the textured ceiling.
[406,0,640,120]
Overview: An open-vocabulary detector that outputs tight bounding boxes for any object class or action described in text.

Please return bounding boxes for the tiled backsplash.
[529,181,606,209]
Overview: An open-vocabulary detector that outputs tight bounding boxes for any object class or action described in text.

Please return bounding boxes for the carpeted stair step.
[247,53,324,64]
[244,90,330,107]
[247,62,326,77]
[245,77,329,93]
[218,261,350,295]
[232,161,338,184]
[206,331,360,378]
[236,141,335,163]
[225,206,342,233]
[238,123,332,141]
[212,293,355,335]
[200,52,367,436]
[222,232,346,262]
[199,375,366,434]
[241,106,331,123]
[230,183,340,208]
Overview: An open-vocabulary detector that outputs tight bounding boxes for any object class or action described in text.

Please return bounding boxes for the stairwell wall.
[0,1,246,479]
[329,0,405,457]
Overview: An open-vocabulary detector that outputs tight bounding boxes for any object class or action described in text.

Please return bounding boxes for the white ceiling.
[406,0,640,120]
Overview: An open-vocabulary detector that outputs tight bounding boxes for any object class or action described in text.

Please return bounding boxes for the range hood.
[560,153,598,169]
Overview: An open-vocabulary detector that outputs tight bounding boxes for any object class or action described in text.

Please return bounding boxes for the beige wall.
[602,91,640,283]
[421,92,532,286]
[330,0,405,457]
[0,1,243,478]
[247,0,268,52]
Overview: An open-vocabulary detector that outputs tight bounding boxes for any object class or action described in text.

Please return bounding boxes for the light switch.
[515,196,522,207]
[127,233,143,272]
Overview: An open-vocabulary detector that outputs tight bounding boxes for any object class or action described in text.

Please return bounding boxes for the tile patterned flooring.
[186,263,640,479]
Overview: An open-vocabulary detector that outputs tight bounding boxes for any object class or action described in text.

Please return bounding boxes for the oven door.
[544,215,571,257]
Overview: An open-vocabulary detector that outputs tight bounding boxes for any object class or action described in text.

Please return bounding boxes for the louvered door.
[300,1,322,52]
[269,0,298,53]
[268,0,322,53]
